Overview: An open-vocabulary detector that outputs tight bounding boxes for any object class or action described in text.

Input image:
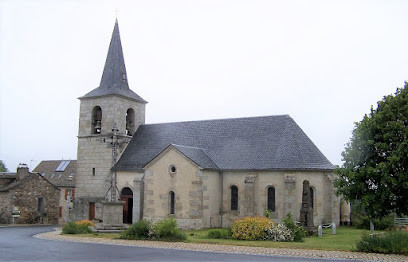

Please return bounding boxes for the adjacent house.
[33,160,76,224]
[0,164,60,224]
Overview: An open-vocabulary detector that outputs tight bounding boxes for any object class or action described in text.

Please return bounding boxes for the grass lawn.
[184,227,371,251]
[75,226,375,252]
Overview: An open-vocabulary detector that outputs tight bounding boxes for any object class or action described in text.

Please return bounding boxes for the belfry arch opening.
[91,106,102,134]
[121,187,133,223]
[126,108,135,136]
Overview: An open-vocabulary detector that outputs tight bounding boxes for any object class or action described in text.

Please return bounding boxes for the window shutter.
[65,189,68,200]
[59,207,62,217]
[72,189,75,199]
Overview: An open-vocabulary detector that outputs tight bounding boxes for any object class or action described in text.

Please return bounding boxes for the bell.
[95,120,101,133]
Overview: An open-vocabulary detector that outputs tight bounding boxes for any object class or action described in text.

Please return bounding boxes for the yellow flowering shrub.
[231,216,275,240]
[75,219,95,227]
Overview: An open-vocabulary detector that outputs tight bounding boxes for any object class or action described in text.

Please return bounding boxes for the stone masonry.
[0,166,60,224]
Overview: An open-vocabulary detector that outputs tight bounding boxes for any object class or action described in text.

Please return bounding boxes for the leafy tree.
[335,83,408,219]
[0,160,8,172]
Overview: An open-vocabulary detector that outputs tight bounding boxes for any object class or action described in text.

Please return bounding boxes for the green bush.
[282,213,306,242]
[120,220,151,240]
[207,228,232,239]
[151,218,186,241]
[356,231,408,255]
[62,221,92,234]
[356,215,394,230]
[231,216,275,240]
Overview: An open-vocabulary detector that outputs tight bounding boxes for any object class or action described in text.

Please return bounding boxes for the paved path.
[36,228,408,261]
[0,226,340,261]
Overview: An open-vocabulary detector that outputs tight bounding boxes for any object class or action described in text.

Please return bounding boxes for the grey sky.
[0,0,407,171]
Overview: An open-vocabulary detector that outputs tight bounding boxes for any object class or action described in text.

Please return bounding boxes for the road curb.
[34,230,408,262]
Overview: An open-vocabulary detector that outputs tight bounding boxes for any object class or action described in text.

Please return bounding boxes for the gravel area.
[35,229,408,262]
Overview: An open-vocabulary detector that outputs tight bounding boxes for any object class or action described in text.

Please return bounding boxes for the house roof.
[0,172,59,192]
[32,160,76,188]
[115,115,334,172]
[0,172,16,179]
[80,19,146,103]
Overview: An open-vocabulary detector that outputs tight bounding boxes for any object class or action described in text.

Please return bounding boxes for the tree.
[0,160,8,172]
[335,83,408,219]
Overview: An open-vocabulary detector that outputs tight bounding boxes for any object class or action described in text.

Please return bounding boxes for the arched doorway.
[121,187,133,224]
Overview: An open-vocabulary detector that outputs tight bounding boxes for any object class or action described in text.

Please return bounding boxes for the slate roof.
[152,144,220,170]
[80,20,147,103]
[115,115,334,172]
[0,172,59,192]
[33,160,76,188]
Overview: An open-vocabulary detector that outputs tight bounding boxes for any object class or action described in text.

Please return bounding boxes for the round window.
[169,165,176,174]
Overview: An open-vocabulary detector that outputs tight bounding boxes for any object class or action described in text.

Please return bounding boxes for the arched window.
[126,108,135,136]
[169,191,175,215]
[267,186,275,212]
[230,186,238,211]
[91,106,102,134]
[310,187,314,209]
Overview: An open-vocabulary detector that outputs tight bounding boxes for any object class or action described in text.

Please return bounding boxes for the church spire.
[80,19,147,103]
[99,19,128,90]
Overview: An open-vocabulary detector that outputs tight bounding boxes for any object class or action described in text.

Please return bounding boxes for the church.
[72,20,342,229]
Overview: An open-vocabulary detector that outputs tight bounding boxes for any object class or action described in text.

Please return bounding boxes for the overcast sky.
[1,0,407,172]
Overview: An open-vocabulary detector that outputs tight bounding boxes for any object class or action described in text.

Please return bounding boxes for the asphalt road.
[0,226,354,262]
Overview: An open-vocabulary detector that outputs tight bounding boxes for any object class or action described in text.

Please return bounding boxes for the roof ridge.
[172,144,204,150]
[142,114,290,127]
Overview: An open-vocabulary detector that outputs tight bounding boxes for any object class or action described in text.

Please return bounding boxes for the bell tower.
[73,19,147,221]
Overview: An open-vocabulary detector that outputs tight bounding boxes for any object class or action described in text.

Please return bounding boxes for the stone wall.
[0,192,11,224]
[142,147,206,229]
[222,170,341,227]
[5,174,59,224]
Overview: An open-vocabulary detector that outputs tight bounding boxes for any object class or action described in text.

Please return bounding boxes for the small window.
[58,174,62,179]
[68,173,74,180]
[50,174,55,178]
[169,165,176,174]
[92,168,95,176]
[267,187,276,212]
[56,160,70,172]
[37,197,44,212]
[169,191,175,215]
[231,186,238,211]
[122,73,127,82]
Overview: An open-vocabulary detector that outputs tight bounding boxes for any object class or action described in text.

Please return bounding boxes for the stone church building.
[72,20,341,229]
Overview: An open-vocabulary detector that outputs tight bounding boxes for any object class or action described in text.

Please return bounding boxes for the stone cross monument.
[300,180,314,230]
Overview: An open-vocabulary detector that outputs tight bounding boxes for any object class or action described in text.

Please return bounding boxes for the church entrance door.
[121,187,133,224]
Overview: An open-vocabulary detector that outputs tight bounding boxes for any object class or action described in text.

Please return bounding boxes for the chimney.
[16,163,30,181]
